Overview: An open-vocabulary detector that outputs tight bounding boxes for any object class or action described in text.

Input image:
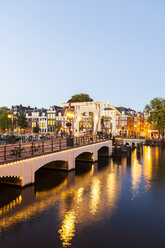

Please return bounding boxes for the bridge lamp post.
[66,109,74,136]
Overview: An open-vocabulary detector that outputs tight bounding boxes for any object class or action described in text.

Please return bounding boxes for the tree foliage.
[0,106,10,115]
[0,106,11,132]
[69,93,93,102]
[17,111,27,129]
[144,97,165,135]
[0,111,12,132]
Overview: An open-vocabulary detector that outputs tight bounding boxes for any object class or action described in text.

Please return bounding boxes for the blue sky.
[0,0,164,111]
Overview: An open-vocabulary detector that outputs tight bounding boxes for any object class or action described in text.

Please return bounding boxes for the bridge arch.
[125,142,131,146]
[75,152,94,175]
[75,152,94,162]
[98,146,110,157]
[35,160,69,173]
[33,151,70,174]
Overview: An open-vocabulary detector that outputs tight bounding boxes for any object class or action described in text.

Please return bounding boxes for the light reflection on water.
[59,210,77,247]
[90,177,101,215]
[143,146,152,190]
[0,146,165,248]
[131,150,142,199]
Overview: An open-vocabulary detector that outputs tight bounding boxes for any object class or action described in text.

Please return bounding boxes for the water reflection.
[57,159,123,246]
[90,177,101,215]
[131,150,142,199]
[0,195,22,216]
[59,210,77,247]
[107,163,121,207]
[130,146,161,198]
[0,147,164,248]
[75,187,84,203]
[0,159,123,245]
[143,146,152,190]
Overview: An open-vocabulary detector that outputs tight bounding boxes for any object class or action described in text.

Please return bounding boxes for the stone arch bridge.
[122,138,145,146]
[0,140,112,187]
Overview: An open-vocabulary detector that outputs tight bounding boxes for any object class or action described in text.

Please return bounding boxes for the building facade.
[47,106,67,134]
[116,107,150,137]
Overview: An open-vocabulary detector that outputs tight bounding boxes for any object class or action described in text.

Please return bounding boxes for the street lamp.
[65,109,74,136]
[66,110,74,120]
[8,114,14,135]
[65,107,75,147]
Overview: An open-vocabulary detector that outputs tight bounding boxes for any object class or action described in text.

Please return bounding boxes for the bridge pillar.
[109,143,112,156]
[68,151,75,170]
[21,160,34,187]
[93,149,98,162]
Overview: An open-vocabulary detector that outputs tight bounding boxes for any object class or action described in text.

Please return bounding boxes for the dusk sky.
[0,0,164,111]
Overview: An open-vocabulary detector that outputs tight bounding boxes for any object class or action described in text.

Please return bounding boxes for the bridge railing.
[0,134,111,164]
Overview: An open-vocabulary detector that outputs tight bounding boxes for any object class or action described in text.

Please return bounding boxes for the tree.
[55,120,62,133]
[33,123,40,134]
[0,106,10,115]
[68,93,93,103]
[17,111,27,130]
[144,97,165,138]
[0,110,12,132]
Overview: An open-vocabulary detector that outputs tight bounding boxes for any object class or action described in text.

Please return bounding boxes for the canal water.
[0,146,165,248]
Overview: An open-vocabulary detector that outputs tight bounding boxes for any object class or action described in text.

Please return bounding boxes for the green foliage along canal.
[0,146,165,248]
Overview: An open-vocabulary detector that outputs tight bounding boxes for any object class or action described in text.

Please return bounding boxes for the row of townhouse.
[47,106,67,133]
[11,103,150,137]
[12,105,68,135]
